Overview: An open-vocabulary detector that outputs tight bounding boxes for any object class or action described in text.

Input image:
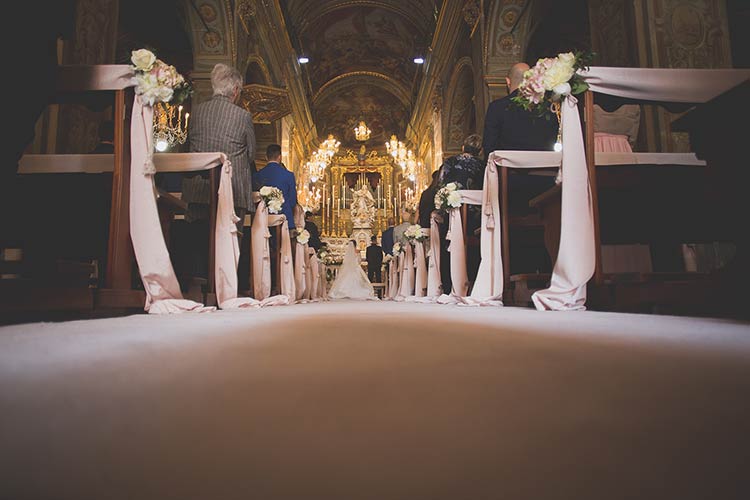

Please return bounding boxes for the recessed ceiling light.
[298,56,309,64]
[413,57,425,64]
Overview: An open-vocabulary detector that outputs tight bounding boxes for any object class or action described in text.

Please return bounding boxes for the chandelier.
[320,134,340,158]
[153,102,189,152]
[298,184,322,213]
[354,120,371,141]
[386,134,419,181]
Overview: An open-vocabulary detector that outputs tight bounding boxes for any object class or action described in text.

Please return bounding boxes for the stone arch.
[443,57,476,155]
[244,56,272,85]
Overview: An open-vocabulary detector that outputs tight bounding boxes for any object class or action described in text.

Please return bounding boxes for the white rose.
[542,55,576,91]
[552,82,571,96]
[447,191,462,207]
[446,182,457,191]
[131,49,156,72]
[260,186,272,196]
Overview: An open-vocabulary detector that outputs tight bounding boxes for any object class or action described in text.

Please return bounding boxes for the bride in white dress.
[328,240,377,300]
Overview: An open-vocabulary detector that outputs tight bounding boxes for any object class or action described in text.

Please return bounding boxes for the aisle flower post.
[259,186,285,214]
[434,182,463,212]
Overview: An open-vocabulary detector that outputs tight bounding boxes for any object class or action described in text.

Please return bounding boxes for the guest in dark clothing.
[439,134,485,191]
[366,236,383,283]
[482,62,558,216]
[482,63,559,156]
[418,170,440,229]
[304,211,322,251]
[482,62,559,274]
[381,217,395,256]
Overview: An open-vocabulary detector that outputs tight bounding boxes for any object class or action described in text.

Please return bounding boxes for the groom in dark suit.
[366,236,383,283]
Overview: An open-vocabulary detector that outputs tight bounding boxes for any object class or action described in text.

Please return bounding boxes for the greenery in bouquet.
[404,224,427,243]
[130,48,193,106]
[434,182,462,212]
[511,50,594,119]
[259,186,284,214]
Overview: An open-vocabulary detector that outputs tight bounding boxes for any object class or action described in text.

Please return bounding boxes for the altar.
[319,147,395,260]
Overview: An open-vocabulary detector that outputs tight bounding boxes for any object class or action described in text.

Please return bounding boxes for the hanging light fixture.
[153,102,189,151]
[354,120,371,141]
[320,134,340,158]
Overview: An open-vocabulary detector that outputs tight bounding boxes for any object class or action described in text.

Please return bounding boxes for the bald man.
[481,62,558,158]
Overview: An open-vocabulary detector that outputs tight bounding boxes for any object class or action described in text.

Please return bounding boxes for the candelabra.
[153,102,189,152]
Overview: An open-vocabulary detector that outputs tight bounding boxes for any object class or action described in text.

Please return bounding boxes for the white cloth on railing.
[581,67,750,104]
[445,190,482,298]
[397,244,415,299]
[414,235,428,298]
[130,96,215,314]
[250,200,295,303]
[466,160,504,305]
[427,214,442,297]
[293,207,307,301]
[388,257,400,300]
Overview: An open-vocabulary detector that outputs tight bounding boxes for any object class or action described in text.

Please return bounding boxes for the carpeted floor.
[1,301,749,500]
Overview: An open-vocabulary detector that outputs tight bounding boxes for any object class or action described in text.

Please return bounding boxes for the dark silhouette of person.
[366,235,383,283]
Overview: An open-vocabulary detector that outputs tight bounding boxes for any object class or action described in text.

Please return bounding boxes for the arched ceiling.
[280,0,440,149]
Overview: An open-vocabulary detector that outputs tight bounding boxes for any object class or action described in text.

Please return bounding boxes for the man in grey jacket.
[180,63,256,285]
[182,63,256,236]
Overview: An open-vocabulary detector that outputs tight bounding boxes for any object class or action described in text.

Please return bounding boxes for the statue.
[350,184,376,228]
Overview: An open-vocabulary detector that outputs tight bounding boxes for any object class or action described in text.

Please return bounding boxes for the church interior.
[1,1,750,498]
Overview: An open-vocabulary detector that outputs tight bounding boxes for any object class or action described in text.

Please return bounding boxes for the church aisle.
[1,302,749,499]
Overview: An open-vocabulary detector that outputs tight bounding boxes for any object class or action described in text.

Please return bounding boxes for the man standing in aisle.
[366,235,383,283]
[254,144,298,232]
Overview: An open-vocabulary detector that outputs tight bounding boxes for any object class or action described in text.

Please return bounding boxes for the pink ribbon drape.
[397,244,415,298]
[531,96,595,311]
[465,159,504,305]
[414,237,428,298]
[250,201,294,303]
[427,214,442,297]
[129,97,214,314]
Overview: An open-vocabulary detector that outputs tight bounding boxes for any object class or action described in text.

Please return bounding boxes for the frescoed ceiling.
[280,0,440,149]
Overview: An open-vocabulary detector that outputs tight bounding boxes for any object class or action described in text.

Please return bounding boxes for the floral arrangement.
[392,241,404,255]
[259,186,285,214]
[511,51,593,118]
[384,254,393,264]
[404,224,427,242]
[130,49,192,106]
[434,182,462,211]
[296,229,310,245]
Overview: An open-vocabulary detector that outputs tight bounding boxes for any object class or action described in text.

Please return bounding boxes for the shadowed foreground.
[1,301,749,499]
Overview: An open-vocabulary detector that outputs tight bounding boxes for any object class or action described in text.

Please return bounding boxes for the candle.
[185,112,189,129]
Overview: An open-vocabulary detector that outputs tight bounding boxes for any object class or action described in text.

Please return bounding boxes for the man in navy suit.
[254,144,298,230]
[381,218,395,256]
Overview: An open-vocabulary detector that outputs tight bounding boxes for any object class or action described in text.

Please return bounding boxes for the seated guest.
[482,62,559,217]
[439,134,485,191]
[254,144,298,230]
[304,211,322,251]
[482,63,559,154]
[393,209,412,244]
[381,217,395,255]
[417,170,440,229]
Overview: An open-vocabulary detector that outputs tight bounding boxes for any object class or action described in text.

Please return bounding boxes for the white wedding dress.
[328,241,377,300]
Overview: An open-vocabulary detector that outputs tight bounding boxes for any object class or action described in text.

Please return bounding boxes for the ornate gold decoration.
[239,84,292,123]
[463,0,481,36]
